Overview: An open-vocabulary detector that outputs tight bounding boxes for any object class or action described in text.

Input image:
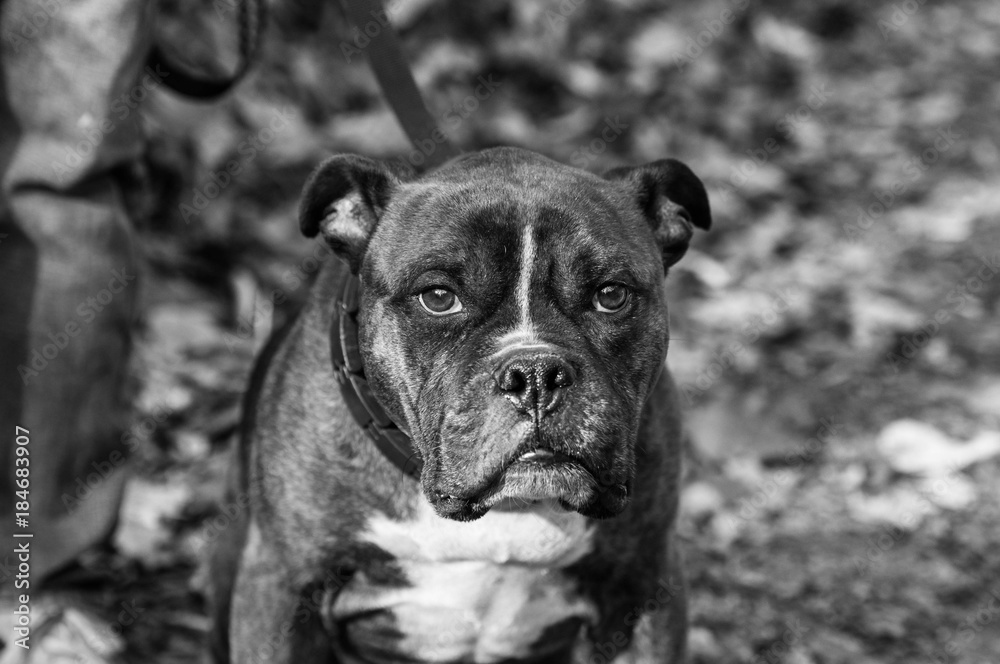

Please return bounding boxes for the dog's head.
[299,147,710,521]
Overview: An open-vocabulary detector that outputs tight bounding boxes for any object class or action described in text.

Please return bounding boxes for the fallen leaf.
[113,478,192,568]
[876,419,1000,476]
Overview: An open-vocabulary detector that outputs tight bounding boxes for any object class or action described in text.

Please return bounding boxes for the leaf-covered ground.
[32,1,1000,662]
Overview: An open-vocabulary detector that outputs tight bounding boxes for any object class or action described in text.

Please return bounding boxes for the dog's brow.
[397,255,466,288]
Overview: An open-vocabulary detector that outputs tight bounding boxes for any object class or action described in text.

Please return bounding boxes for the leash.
[148,0,460,169]
[147,0,266,99]
[341,0,461,169]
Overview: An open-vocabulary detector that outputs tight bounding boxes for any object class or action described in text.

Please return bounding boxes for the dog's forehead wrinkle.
[374,195,527,285]
[394,164,619,231]
[382,189,635,281]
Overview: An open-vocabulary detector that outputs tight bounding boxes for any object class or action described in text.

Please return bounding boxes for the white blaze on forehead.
[515,222,537,338]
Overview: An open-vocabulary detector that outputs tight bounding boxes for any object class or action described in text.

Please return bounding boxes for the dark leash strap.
[341,0,461,169]
[146,0,266,99]
[330,269,423,479]
[148,0,459,167]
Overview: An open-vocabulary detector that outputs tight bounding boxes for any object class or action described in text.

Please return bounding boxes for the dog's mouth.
[430,445,631,521]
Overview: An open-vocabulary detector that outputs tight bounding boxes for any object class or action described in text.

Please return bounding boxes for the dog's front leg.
[577,541,689,664]
[229,520,335,664]
[614,543,689,664]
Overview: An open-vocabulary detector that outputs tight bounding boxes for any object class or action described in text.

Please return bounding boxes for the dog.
[211,146,711,663]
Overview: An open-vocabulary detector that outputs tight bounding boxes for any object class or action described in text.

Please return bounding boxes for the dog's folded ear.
[604,159,711,270]
[299,154,404,273]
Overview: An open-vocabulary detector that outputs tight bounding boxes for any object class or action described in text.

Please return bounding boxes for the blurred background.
[24,0,1000,661]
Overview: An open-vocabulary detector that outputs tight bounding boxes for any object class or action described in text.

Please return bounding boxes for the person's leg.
[0,0,152,583]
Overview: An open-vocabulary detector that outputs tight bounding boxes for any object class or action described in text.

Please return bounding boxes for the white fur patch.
[513,223,537,338]
[321,191,372,243]
[331,560,596,662]
[333,500,597,662]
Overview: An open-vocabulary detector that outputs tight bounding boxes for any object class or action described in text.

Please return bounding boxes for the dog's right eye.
[593,283,631,313]
[419,288,463,315]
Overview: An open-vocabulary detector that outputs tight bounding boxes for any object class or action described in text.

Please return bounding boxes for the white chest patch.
[330,500,597,663]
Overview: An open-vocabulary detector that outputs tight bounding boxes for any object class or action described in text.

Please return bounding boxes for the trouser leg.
[0,0,153,584]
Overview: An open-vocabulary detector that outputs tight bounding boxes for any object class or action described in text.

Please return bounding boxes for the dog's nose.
[495,353,576,415]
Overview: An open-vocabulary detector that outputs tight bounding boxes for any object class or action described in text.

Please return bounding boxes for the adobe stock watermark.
[717,83,829,200]
[16,267,136,385]
[852,463,964,577]
[877,0,929,39]
[180,107,295,223]
[340,2,502,167]
[402,74,503,169]
[247,566,353,664]
[338,0,405,63]
[588,577,685,664]
[50,65,170,183]
[542,0,586,32]
[749,619,808,664]
[884,253,999,373]
[680,287,798,405]
[81,600,146,653]
[569,117,629,169]
[672,0,752,70]
[928,586,1000,662]
[2,0,65,53]
[728,417,842,525]
[60,403,173,512]
[199,490,250,544]
[843,125,961,242]
[223,236,337,352]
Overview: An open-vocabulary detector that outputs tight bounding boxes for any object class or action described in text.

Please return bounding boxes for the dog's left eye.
[593,283,631,313]
[419,288,463,315]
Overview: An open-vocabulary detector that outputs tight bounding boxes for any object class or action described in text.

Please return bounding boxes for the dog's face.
[299,148,709,521]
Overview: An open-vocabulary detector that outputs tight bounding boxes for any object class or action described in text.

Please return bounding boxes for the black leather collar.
[329,272,423,479]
